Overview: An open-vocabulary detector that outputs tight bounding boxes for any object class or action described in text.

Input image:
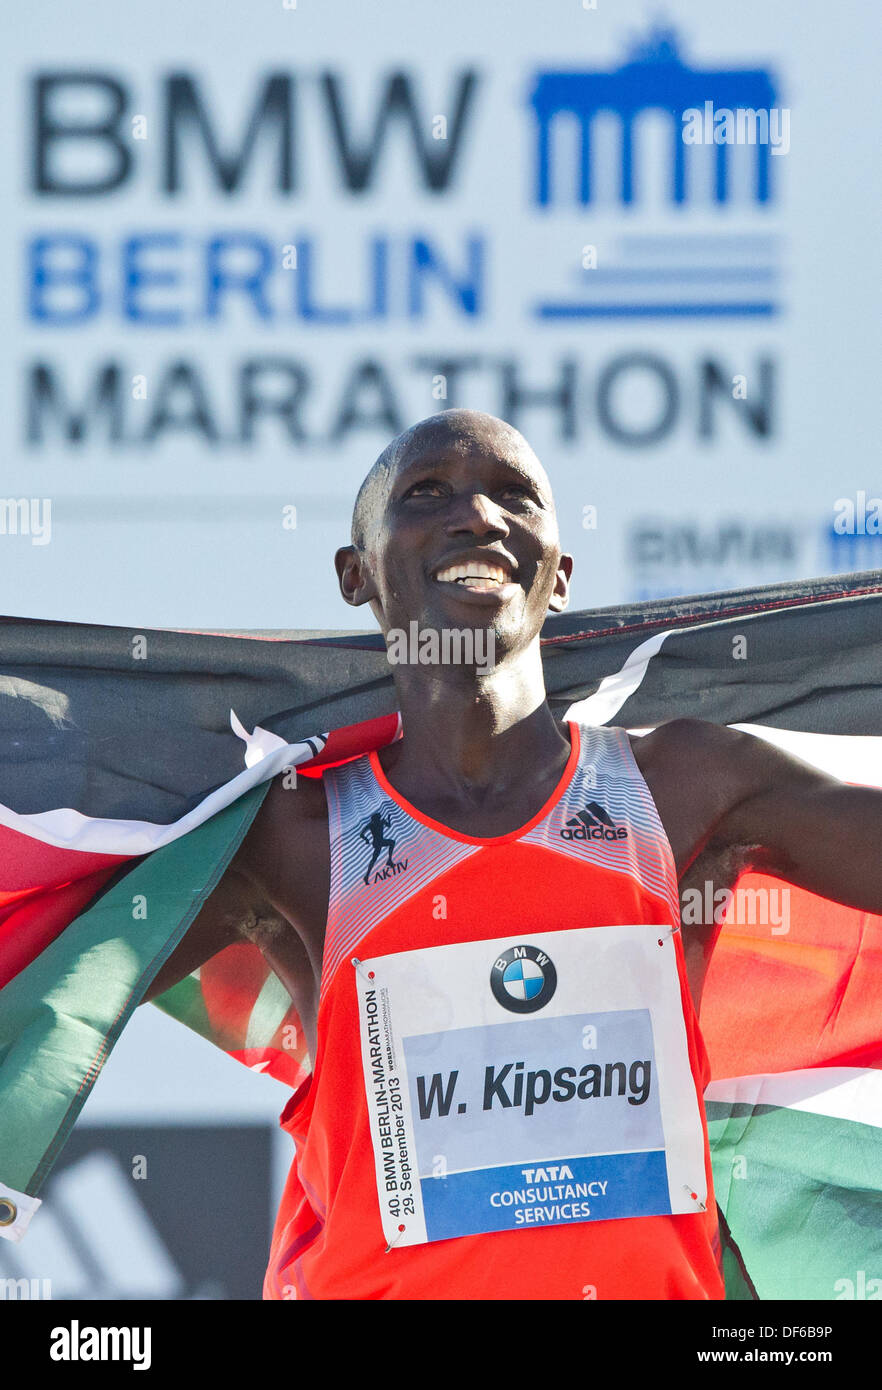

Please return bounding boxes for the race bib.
[355,926,707,1248]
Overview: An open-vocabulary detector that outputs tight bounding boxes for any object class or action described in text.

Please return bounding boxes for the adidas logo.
[560,802,627,842]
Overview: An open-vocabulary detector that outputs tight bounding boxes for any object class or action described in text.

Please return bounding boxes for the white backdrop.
[2,0,880,629]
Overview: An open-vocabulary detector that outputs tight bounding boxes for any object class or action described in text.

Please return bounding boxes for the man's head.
[335,410,572,663]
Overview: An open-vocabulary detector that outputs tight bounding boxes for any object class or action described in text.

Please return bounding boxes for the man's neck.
[380,642,571,808]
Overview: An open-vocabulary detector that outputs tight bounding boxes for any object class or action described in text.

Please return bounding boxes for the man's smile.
[431,551,520,600]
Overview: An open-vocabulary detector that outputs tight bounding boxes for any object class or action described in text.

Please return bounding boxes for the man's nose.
[444,490,509,537]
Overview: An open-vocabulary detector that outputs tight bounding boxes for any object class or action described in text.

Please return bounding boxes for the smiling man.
[144,408,882,1301]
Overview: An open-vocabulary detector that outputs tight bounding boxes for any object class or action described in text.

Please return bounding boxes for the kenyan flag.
[1,571,880,1300]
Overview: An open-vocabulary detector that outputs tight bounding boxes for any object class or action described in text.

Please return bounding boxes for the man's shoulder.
[258,767,329,827]
[626,718,774,812]
[233,768,329,884]
[626,716,744,765]
[627,717,809,832]
[633,717,784,766]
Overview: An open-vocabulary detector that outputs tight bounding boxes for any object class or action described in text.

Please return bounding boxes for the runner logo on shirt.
[358,806,409,885]
[490,944,557,1014]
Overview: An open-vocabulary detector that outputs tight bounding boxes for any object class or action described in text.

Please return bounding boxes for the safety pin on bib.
[657,924,681,945]
[683,1184,707,1212]
[351,956,375,981]
[385,1224,407,1253]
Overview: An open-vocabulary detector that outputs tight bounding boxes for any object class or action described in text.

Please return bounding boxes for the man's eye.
[405,480,445,498]
[501,484,533,502]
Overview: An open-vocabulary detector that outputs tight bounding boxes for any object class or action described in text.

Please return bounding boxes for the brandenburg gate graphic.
[530,27,778,206]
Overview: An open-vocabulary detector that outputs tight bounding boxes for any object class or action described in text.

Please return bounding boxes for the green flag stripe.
[151,971,214,1041]
[707,1067,882,1129]
[0,782,269,1197]
[708,1100,882,1299]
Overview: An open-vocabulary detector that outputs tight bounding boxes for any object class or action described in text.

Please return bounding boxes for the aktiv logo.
[358,810,408,885]
[560,803,627,841]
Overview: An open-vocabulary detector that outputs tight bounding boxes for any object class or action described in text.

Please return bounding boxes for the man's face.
[336,417,572,657]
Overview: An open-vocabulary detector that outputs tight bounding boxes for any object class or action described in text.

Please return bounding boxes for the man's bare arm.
[140,772,330,1011]
[140,862,275,1003]
[668,719,882,913]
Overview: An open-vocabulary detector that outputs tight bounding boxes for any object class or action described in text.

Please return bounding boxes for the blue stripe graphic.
[619,235,781,253]
[575,268,777,284]
[534,302,777,319]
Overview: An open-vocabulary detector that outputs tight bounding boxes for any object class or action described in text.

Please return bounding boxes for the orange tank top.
[264,721,725,1300]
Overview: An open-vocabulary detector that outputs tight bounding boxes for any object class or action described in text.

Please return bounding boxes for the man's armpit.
[678,841,762,903]
[234,900,291,948]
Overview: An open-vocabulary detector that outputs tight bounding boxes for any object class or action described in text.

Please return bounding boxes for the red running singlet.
[264,722,725,1300]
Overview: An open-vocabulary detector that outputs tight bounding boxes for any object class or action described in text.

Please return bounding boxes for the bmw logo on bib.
[491,944,557,1014]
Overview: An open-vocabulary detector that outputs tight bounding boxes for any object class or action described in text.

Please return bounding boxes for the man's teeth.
[435,563,509,585]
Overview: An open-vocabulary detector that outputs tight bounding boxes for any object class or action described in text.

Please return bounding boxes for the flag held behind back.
[0,570,880,1294]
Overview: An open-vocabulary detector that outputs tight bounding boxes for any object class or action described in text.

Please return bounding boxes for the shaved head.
[336,406,572,654]
[350,426,415,551]
[351,410,550,552]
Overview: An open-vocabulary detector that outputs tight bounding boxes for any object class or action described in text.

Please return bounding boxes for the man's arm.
[140,772,330,1010]
[140,860,286,1004]
[678,719,882,914]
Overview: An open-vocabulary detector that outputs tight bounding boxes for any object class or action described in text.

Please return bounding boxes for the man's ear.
[546,552,573,614]
[335,545,378,607]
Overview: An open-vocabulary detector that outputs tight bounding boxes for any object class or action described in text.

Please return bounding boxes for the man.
[144,409,882,1300]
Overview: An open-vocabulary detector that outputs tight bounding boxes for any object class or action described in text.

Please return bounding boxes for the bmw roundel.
[490,944,557,1014]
